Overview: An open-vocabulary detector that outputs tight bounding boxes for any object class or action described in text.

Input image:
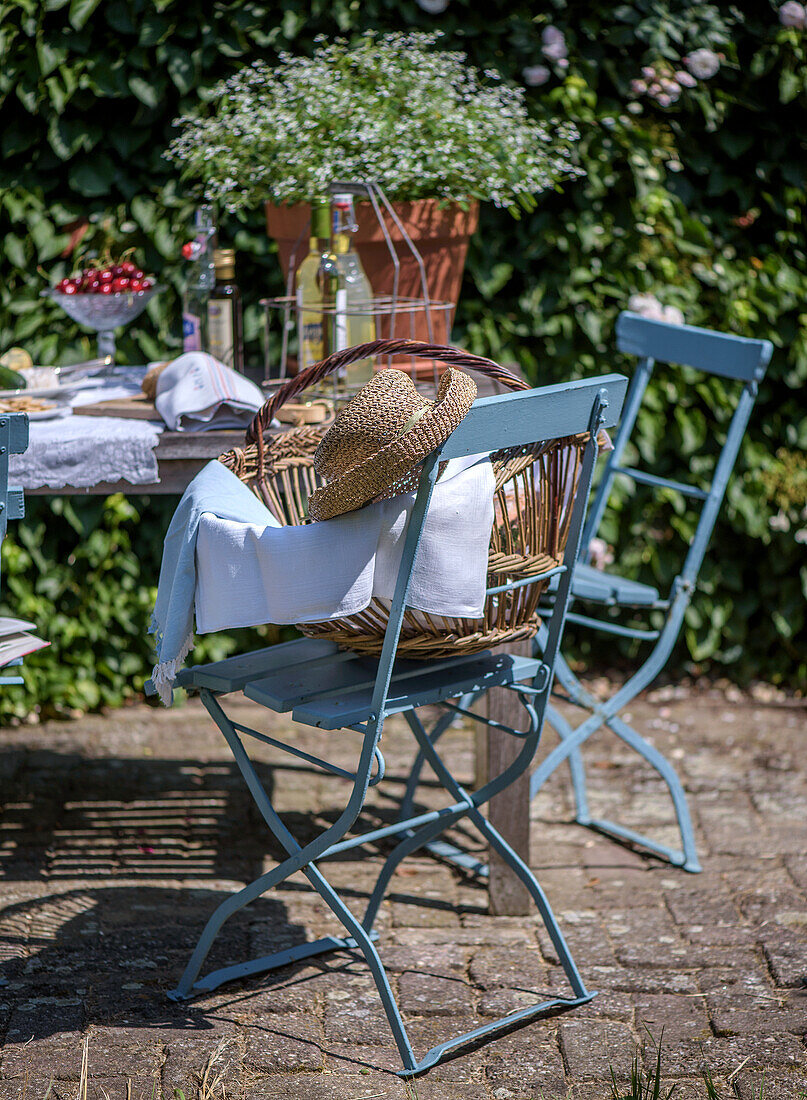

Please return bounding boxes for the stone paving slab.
[0,682,805,1098]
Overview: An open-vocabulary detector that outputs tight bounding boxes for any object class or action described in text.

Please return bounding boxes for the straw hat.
[307,368,477,521]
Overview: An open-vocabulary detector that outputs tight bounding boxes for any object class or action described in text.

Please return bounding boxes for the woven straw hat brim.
[307,368,476,521]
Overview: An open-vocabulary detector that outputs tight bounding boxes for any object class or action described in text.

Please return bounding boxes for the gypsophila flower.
[684,49,721,79]
[523,64,551,86]
[167,32,582,211]
[779,1,807,27]
[675,70,697,88]
[769,510,791,532]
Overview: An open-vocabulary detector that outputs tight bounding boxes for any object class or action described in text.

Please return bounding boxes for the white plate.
[24,405,73,421]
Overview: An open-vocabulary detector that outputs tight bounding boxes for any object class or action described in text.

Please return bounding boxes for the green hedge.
[1,0,805,718]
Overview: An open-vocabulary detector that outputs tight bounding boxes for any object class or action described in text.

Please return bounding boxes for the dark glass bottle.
[207,248,244,371]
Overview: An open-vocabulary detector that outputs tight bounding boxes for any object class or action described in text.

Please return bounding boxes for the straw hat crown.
[308,367,476,521]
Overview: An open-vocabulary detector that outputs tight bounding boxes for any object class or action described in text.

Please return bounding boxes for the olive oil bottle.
[295,196,344,372]
[207,248,244,371]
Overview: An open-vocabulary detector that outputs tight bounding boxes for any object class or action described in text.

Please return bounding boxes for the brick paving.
[0,681,805,1098]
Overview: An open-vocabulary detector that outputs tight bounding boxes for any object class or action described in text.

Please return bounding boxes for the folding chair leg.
[532,652,702,873]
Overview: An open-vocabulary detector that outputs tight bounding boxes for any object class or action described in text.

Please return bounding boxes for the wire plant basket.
[262,181,455,399]
[261,294,454,397]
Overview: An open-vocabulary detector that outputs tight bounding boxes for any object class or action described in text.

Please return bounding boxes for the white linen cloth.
[196,453,494,630]
[9,414,162,489]
[155,352,265,431]
[150,456,494,705]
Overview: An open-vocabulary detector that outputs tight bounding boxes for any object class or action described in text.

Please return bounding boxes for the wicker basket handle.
[245,339,529,451]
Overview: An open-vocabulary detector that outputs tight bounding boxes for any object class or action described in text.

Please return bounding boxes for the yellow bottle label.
[207,299,235,367]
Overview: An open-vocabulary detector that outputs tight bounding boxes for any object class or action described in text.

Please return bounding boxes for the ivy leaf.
[129,74,159,108]
[779,69,802,105]
[68,154,116,196]
[68,0,101,30]
[166,46,195,93]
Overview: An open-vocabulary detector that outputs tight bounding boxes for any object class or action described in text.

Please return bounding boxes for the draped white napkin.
[195,453,494,631]
[155,352,265,431]
[150,456,494,704]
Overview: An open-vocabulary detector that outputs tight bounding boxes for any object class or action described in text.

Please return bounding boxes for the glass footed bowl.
[42,285,162,330]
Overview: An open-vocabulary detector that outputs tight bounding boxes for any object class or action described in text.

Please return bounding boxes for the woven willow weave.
[219,339,587,660]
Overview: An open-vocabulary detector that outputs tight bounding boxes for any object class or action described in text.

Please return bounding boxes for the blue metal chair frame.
[0,412,29,688]
[530,312,773,873]
[164,372,627,1076]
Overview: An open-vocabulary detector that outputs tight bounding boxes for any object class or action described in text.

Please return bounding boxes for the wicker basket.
[219,339,588,660]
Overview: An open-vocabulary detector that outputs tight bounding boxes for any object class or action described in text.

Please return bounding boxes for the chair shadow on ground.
[0,747,489,1044]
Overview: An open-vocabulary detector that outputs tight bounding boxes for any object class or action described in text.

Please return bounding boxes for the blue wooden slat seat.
[530,311,773,874]
[548,561,660,606]
[246,650,542,729]
[161,354,627,1077]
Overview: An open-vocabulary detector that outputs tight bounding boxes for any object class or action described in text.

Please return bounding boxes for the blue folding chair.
[162,346,627,1076]
[0,412,29,688]
[531,312,772,873]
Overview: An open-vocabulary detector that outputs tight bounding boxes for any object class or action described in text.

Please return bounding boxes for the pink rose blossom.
[541,25,568,62]
[523,64,551,86]
[779,1,807,27]
[685,49,720,80]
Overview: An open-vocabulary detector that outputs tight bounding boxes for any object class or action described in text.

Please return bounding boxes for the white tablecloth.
[8,371,164,490]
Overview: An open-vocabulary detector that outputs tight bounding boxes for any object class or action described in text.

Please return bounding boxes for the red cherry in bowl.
[99,269,114,283]
[112,277,130,292]
[99,283,113,295]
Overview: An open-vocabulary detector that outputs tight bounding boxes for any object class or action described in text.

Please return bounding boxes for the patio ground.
[0,678,805,1099]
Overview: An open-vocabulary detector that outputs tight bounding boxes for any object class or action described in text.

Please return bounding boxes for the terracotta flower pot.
[265,198,479,351]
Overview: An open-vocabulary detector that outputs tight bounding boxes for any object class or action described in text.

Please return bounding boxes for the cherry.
[112,277,130,292]
[63,282,78,295]
[99,283,113,295]
[98,269,114,283]
[129,279,143,292]
[56,279,70,292]
[121,260,136,275]
[133,268,144,280]
[141,278,153,290]
[181,242,195,260]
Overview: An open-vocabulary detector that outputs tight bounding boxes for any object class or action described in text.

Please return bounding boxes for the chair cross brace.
[229,718,386,786]
[167,682,594,1076]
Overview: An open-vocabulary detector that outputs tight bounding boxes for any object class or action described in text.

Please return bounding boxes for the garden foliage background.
[1,0,805,718]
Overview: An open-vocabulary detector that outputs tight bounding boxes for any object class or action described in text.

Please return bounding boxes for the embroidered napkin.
[154,352,265,431]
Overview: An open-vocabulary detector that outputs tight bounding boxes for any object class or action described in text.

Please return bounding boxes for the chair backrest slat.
[438,374,628,461]
[616,312,772,382]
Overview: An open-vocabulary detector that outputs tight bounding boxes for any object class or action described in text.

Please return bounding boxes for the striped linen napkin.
[154,352,265,432]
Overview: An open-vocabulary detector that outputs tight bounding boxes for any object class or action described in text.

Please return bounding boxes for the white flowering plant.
[167,31,581,212]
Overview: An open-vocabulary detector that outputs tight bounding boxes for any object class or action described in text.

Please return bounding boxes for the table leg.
[485,641,532,916]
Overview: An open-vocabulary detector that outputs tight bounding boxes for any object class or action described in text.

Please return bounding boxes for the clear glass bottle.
[207,248,244,371]
[182,205,216,353]
[295,196,344,374]
[332,193,376,388]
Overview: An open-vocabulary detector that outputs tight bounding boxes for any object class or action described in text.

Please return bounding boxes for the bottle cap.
[213,248,236,277]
